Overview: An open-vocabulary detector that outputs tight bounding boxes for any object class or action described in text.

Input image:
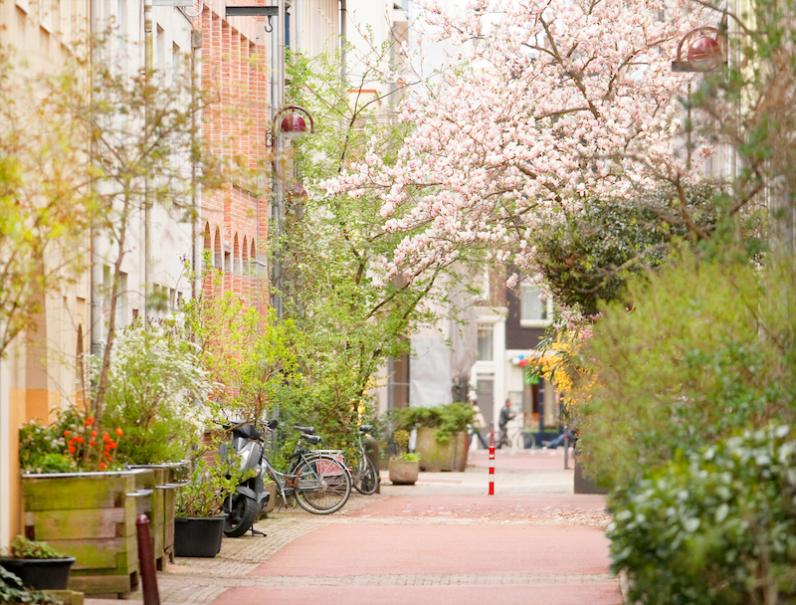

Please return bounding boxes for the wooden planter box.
[130,462,187,568]
[415,428,467,472]
[22,469,155,597]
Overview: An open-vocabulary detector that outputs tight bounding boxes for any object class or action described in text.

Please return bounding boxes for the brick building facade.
[199,5,269,311]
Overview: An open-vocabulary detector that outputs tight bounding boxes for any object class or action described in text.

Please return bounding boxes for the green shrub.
[392,403,474,444]
[101,325,211,464]
[6,536,65,560]
[576,250,795,487]
[608,424,796,605]
[175,455,243,518]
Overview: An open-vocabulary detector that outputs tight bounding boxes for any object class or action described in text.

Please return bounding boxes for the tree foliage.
[575,249,796,487]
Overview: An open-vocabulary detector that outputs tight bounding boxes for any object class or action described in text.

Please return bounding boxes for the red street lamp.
[267,105,315,146]
[671,26,727,73]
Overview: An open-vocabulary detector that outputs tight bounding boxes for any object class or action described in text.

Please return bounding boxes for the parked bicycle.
[262,420,352,515]
[350,424,379,496]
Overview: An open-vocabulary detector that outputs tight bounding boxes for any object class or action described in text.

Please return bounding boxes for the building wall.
[0,0,92,548]
[199,4,269,311]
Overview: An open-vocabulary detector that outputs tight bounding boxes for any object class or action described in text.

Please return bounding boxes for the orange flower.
[98,462,107,470]
[115,427,123,437]
[68,445,76,455]
[102,433,110,442]
[74,436,85,444]
[63,430,71,438]
[91,430,98,438]
[89,439,96,447]
[85,416,95,427]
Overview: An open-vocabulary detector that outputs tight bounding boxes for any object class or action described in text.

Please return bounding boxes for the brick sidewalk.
[87,449,620,605]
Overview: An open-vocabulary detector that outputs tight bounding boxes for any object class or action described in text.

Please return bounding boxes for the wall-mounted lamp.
[671,25,727,73]
[267,105,315,147]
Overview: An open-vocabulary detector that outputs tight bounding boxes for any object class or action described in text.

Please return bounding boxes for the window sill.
[520,319,552,329]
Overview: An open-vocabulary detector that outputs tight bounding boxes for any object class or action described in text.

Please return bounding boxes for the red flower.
[115,427,123,437]
[98,462,107,470]
[63,430,71,438]
[102,433,110,442]
[89,439,96,447]
[68,445,76,455]
[85,417,95,427]
[109,441,117,449]
[91,430,98,438]
[74,436,85,444]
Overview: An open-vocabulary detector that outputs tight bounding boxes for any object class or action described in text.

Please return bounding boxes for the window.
[476,324,494,361]
[172,42,181,84]
[520,283,551,326]
[39,0,53,32]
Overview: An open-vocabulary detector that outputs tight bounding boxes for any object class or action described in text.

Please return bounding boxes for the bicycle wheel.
[353,456,379,496]
[513,430,530,450]
[294,455,352,514]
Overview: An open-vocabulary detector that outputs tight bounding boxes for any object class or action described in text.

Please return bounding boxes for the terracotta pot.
[388,458,419,485]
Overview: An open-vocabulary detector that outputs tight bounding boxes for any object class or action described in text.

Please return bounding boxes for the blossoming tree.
[324,0,710,280]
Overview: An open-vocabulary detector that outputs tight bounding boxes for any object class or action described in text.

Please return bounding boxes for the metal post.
[488,424,495,496]
[136,514,160,605]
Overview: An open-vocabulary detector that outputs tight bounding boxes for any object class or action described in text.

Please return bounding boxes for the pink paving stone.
[212,583,622,605]
[350,494,608,520]
[468,448,574,472]
[251,523,612,577]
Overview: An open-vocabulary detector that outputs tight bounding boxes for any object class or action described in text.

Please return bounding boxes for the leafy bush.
[609,425,796,605]
[393,403,474,444]
[101,325,211,464]
[18,421,74,474]
[175,455,242,518]
[531,188,717,316]
[575,250,795,487]
[6,536,65,560]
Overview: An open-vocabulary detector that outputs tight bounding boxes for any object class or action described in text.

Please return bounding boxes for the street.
[98,449,620,605]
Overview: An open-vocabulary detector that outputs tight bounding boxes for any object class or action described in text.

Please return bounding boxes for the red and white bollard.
[488,426,495,496]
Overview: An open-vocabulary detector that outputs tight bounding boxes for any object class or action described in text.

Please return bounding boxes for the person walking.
[497,399,516,449]
[468,400,489,449]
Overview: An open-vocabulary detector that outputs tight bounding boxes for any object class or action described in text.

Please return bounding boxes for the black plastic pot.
[174,516,225,558]
[0,557,75,590]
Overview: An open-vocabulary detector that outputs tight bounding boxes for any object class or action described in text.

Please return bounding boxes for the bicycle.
[293,424,380,496]
[497,425,535,450]
[350,424,379,496]
[262,420,352,514]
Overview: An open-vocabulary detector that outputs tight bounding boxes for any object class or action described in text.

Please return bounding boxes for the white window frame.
[38,0,53,32]
[476,323,494,362]
[519,282,553,328]
[15,0,31,14]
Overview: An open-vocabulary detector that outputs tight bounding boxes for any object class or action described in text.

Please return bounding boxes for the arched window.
[213,226,222,269]
[203,223,212,270]
[242,236,249,275]
[250,240,256,275]
[233,233,241,275]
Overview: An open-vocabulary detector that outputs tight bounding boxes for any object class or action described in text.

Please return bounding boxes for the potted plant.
[394,403,473,472]
[0,536,75,591]
[19,412,158,597]
[388,430,420,485]
[174,457,239,558]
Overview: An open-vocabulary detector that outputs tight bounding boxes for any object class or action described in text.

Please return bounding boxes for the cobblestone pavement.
[87,448,621,605]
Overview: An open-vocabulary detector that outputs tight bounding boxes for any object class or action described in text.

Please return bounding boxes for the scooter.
[218,419,276,538]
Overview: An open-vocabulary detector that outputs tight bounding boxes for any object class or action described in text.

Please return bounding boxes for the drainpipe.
[90,0,102,356]
[340,0,347,85]
[190,27,202,301]
[143,0,153,323]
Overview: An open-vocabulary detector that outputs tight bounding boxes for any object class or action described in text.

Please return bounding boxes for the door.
[476,378,494,429]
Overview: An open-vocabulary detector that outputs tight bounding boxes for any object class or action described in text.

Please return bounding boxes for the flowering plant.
[62,413,124,471]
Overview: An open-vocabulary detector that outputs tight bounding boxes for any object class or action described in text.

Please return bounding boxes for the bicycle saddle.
[358,424,373,433]
[294,425,315,434]
[301,433,322,444]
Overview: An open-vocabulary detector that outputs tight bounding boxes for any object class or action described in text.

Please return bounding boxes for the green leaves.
[609,425,796,604]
